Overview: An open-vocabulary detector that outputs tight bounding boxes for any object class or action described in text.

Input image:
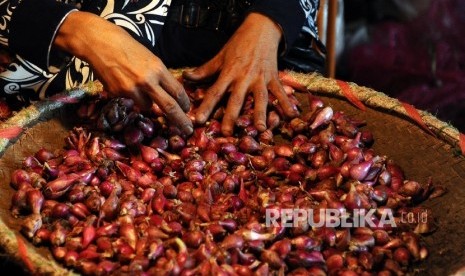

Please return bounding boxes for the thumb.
[183,59,219,82]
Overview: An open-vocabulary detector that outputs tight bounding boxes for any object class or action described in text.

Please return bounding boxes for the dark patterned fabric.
[0,0,319,105]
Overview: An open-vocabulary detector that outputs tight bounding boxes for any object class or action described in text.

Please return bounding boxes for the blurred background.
[334,0,465,131]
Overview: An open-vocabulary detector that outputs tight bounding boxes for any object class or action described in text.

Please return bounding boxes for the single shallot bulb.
[238,136,261,153]
[349,160,373,181]
[267,111,281,130]
[309,106,333,130]
[139,144,159,163]
[123,126,144,146]
[10,169,31,189]
[308,93,324,111]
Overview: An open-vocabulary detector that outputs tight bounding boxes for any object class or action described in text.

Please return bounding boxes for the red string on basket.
[401,102,435,136]
[459,133,465,156]
[49,94,79,104]
[278,71,309,92]
[335,80,366,111]
[0,126,23,139]
[16,233,35,272]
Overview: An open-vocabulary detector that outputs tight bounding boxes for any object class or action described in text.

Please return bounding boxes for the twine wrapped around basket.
[0,70,464,275]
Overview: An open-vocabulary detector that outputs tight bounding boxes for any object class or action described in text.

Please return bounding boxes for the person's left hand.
[183,13,299,136]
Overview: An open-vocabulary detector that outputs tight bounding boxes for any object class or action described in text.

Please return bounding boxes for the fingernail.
[185,125,193,135]
[182,102,191,113]
[196,114,206,124]
[256,122,267,132]
[222,126,233,137]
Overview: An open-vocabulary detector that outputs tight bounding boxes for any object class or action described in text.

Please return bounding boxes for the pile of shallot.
[10,79,446,275]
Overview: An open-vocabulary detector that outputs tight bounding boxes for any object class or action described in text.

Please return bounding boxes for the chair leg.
[326,0,338,78]
[317,0,327,37]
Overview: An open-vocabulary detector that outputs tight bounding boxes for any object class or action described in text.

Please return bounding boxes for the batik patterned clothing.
[0,0,319,104]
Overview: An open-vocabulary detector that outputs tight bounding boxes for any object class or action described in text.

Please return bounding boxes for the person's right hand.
[54,11,193,135]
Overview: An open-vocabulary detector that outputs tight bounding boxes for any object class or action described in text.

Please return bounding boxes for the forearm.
[248,0,309,53]
[53,11,133,64]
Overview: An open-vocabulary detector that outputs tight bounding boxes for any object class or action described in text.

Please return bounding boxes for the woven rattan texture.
[0,90,464,275]
[0,108,77,275]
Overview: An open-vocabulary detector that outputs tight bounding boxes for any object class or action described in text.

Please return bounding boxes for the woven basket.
[0,70,464,275]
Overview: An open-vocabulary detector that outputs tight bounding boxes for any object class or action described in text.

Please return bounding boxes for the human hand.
[54,12,193,135]
[183,12,298,136]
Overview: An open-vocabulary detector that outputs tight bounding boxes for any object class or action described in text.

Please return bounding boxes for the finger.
[269,78,299,118]
[159,69,191,112]
[222,82,249,136]
[195,79,230,124]
[183,58,220,82]
[252,82,268,132]
[98,76,152,111]
[147,85,193,135]
[131,90,153,111]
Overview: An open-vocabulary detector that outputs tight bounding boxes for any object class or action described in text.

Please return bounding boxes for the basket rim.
[284,71,463,152]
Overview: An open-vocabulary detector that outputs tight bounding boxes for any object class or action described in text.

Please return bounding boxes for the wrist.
[243,13,283,45]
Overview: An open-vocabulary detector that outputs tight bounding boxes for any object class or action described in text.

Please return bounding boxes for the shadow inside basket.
[0,106,78,275]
